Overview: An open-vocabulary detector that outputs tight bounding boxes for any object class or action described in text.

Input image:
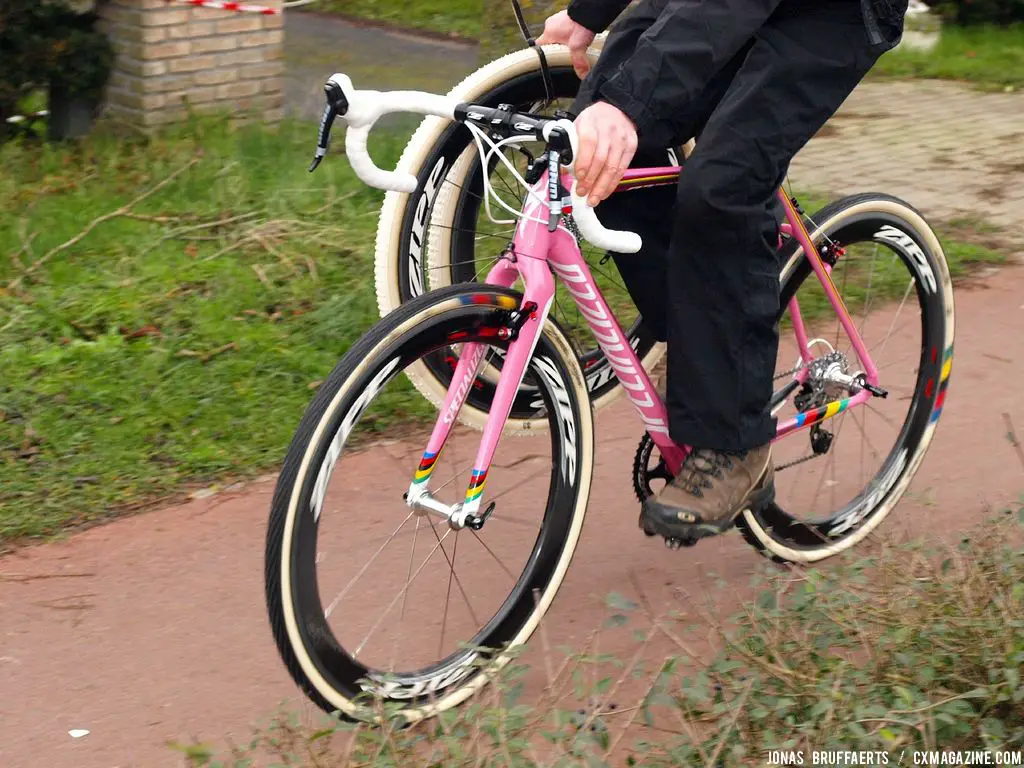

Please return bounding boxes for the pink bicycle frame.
[407,166,881,523]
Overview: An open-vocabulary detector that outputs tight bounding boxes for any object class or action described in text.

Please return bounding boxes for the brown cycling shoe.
[640,444,775,542]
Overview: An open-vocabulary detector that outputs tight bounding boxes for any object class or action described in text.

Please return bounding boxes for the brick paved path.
[792,79,1024,240]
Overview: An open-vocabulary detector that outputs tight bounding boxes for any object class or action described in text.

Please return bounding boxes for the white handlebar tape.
[329,72,456,194]
[331,76,643,253]
[542,119,643,254]
[345,126,418,194]
[570,184,643,254]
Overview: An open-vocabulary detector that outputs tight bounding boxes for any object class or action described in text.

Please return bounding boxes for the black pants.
[572,0,881,451]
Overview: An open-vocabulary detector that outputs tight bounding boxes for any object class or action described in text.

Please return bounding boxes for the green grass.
[0,120,1008,545]
[307,0,482,39]
[0,117,434,543]
[874,23,1024,88]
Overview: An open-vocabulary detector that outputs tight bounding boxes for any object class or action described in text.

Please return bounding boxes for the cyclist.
[537,0,908,541]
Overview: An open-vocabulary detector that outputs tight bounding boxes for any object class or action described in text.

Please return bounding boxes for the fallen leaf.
[119,324,163,341]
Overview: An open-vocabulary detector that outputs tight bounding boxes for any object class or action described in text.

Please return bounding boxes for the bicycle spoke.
[588,259,632,299]
[856,245,880,340]
[425,517,481,658]
[324,510,416,619]
[875,349,919,373]
[423,253,510,275]
[400,517,421,623]
[860,405,866,489]
[441,175,486,204]
[473,255,504,283]
[353,529,452,657]
[833,253,851,350]
[849,407,883,465]
[470,529,519,583]
[391,515,422,672]
[872,278,915,367]
[427,222,514,244]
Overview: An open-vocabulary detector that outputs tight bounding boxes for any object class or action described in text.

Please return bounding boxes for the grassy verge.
[304,0,481,40]
[874,23,1024,89]
[0,120,1008,545]
[179,508,1024,766]
[0,117,433,542]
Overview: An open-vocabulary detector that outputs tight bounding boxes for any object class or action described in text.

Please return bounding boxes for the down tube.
[546,228,687,474]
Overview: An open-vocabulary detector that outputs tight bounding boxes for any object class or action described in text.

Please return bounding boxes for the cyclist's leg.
[643,0,884,537]
[573,36,758,342]
[567,7,785,343]
[666,0,882,451]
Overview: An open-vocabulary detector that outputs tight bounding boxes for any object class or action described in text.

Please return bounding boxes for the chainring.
[631,433,673,503]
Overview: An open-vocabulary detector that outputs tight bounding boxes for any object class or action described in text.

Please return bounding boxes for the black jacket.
[566,0,906,138]
[568,0,907,47]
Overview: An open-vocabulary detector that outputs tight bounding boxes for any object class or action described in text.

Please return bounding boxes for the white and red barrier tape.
[164,0,318,13]
[169,0,280,14]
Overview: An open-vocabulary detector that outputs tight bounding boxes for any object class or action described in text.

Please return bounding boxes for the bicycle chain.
[772,361,823,471]
[774,362,807,381]
[775,452,820,472]
[563,212,582,244]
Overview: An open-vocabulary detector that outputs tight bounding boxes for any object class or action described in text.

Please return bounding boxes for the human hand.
[573,101,638,206]
[536,10,596,79]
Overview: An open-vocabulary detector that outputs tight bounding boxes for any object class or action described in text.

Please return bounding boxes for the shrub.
[0,0,112,139]
[936,0,1024,25]
[0,0,52,131]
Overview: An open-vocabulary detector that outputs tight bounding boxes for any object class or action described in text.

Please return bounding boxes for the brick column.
[96,0,285,129]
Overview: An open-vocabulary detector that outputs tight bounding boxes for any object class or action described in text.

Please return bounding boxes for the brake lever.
[546,148,561,232]
[308,78,351,172]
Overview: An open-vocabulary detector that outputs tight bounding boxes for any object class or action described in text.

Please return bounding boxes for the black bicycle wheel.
[265,284,594,721]
[739,193,954,563]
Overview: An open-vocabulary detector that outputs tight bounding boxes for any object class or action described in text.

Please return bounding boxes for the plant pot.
[46,82,100,141]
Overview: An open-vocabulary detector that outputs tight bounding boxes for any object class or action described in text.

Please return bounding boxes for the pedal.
[664,535,698,549]
[638,512,658,537]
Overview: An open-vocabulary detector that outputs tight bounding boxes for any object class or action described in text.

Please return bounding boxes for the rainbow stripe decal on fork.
[465,469,488,504]
[413,451,439,484]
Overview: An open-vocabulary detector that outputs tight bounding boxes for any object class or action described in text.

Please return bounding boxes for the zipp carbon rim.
[737,194,954,564]
[265,284,594,722]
